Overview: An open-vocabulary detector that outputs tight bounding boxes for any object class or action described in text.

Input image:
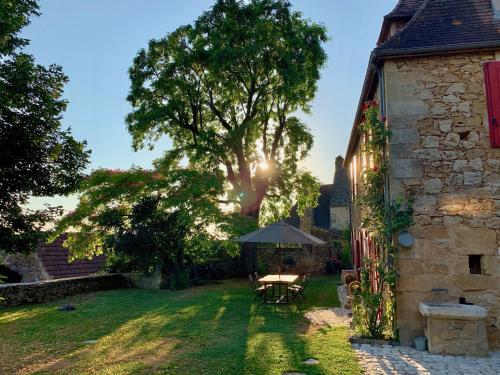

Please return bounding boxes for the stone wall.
[384,51,500,349]
[300,207,314,233]
[330,206,350,232]
[256,227,341,275]
[0,274,131,306]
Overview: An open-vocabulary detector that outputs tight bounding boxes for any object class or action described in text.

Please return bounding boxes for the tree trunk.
[239,203,260,276]
[237,174,268,276]
[240,242,258,276]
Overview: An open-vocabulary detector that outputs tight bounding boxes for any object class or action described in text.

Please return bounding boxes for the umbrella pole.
[278,243,282,276]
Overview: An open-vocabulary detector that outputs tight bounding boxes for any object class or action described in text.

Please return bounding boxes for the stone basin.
[419,302,487,320]
[419,302,489,356]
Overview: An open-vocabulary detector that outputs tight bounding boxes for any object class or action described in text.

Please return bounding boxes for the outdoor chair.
[288,273,310,302]
[248,274,269,302]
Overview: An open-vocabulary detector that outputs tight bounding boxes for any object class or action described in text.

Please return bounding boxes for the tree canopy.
[0,0,90,253]
[127,0,327,223]
[53,159,256,275]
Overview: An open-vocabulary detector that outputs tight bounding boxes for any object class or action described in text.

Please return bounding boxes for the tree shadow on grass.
[32,288,239,374]
[242,301,328,375]
[241,276,360,375]
[1,277,359,375]
[1,286,233,374]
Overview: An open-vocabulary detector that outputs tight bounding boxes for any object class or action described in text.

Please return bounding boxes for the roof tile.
[386,0,425,19]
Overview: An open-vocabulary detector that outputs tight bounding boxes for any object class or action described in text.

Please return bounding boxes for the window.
[483,61,500,147]
[468,255,482,275]
[389,21,406,37]
[493,0,500,19]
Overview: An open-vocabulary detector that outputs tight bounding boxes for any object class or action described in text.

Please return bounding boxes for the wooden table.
[258,274,299,304]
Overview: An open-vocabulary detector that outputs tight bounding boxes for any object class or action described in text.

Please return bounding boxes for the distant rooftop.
[38,234,106,279]
[286,156,348,231]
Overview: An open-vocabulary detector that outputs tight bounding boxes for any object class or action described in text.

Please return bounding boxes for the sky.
[25,0,398,211]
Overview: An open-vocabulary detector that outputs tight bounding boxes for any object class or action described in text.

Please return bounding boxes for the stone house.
[3,234,106,282]
[345,0,500,349]
[287,155,350,234]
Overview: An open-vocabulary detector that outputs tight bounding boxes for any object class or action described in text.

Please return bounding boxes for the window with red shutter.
[484,61,500,148]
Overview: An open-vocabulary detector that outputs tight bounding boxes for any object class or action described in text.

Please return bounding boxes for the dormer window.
[494,0,500,19]
[389,21,406,37]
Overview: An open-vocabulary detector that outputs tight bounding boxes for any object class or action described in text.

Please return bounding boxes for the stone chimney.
[331,156,348,206]
[300,208,314,234]
[330,156,350,231]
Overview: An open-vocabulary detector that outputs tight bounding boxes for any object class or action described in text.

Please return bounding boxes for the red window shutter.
[484,62,500,148]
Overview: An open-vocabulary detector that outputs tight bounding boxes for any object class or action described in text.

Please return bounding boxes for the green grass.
[0,276,360,375]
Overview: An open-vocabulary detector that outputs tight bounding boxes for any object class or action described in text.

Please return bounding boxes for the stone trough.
[419,302,489,357]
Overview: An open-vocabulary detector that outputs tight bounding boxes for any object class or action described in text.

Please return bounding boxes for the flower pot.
[414,337,427,351]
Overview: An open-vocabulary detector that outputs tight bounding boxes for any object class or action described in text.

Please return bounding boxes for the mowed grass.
[0,276,361,375]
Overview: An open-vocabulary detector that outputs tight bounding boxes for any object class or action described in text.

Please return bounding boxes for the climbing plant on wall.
[352,101,413,340]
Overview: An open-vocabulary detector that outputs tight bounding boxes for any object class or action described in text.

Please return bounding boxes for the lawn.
[0,276,361,375]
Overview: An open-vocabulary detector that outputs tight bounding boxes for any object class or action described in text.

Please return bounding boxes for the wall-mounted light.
[398,231,414,248]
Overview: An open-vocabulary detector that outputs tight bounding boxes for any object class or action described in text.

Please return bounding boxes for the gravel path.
[352,343,500,375]
[304,307,351,327]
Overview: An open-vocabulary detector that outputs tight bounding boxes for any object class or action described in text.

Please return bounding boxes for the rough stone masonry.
[384,51,500,349]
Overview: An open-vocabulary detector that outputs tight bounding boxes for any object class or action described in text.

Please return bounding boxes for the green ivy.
[353,102,413,340]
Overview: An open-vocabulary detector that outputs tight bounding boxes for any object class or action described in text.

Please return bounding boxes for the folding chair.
[288,273,310,301]
[248,274,269,302]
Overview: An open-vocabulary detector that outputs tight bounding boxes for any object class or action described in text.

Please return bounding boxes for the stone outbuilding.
[287,155,350,233]
[345,0,500,349]
[3,234,106,282]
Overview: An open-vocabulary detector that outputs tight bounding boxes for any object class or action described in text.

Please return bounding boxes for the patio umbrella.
[235,221,326,274]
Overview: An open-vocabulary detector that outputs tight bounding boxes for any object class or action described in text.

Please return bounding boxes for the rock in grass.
[58,304,76,311]
[302,358,319,365]
[82,340,98,345]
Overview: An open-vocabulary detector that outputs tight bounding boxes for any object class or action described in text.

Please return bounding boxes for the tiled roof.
[314,184,333,230]
[38,234,106,279]
[386,0,425,19]
[377,0,500,55]
[284,206,301,229]
[286,157,349,230]
[285,184,333,230]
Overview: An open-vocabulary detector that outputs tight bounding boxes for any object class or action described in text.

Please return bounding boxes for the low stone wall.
[0,274,131,307]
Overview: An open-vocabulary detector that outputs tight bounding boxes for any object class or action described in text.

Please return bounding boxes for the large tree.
[0,0,90,253]
[127,0,327,271]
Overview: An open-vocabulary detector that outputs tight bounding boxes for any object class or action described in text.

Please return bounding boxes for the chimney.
[335,156,344,172]
[331,155,348,207]
[494,0,500,19]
